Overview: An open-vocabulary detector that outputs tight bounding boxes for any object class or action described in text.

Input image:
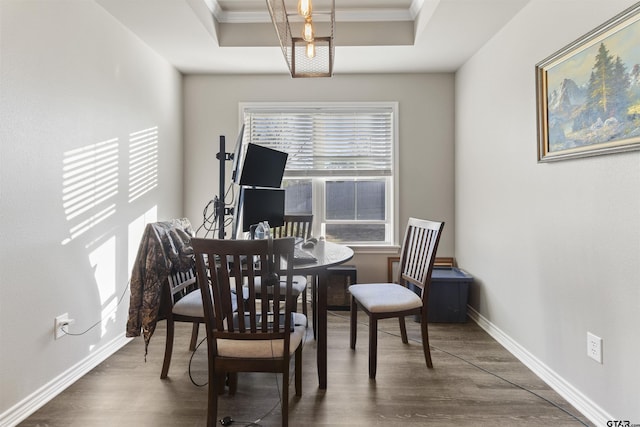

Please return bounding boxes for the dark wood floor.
[19,310,593,427]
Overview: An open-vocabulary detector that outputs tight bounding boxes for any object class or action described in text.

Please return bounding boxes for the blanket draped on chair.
[126,218,195,354]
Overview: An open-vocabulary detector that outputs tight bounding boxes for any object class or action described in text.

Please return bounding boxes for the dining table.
[290,239,354,389]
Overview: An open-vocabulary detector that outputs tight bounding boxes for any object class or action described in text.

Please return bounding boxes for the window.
[241,103,397,246]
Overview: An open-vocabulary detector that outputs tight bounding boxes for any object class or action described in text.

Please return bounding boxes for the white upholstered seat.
[348,283,422,314]
[217,312,306,358]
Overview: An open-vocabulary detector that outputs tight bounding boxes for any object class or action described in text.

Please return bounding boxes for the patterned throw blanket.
[126,218,195,355]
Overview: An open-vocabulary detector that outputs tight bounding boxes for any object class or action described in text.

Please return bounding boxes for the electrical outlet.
[587,332,602,363]
[54,313,70,340]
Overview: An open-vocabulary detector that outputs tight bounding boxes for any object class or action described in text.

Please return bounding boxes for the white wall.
[0,1,183,423]
[456,0,640,423]
[182,73,456,283]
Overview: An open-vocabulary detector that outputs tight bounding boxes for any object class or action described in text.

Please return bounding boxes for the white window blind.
[243,107,393,177]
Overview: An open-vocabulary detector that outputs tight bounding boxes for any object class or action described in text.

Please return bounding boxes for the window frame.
[239,102,399,248]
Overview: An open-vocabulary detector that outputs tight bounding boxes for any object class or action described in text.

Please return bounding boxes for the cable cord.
[196,197,219,238]
[428,342,589,427]
[257,319,309,427]
[191,310,309,427]
[197,183,237,239]
[188,335,208,387]
[328,311,589,427]
[60,280,130,337]
[239,316,308,427]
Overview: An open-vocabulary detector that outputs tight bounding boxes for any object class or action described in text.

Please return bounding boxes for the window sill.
[344,244,401,254]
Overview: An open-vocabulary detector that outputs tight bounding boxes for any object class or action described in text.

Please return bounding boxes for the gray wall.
[0,1,183,422]
[4,0,636,424]
[183,73,456,283]
[456,0,640,422]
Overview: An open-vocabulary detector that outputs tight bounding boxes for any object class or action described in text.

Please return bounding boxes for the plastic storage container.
[427,267,473,323]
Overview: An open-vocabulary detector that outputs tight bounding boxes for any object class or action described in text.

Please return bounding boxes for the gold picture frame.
[536,3,640,162]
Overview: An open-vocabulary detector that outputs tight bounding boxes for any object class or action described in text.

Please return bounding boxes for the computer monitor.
[230,124,245,184]
[239,143,288,188]
[241,188,285,232]
[230,185,244,239]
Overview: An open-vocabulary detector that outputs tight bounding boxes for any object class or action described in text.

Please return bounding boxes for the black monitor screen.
[230,186,244,239]
[241,188,285,232]
[231,124,245,184]
[239,143,288,188]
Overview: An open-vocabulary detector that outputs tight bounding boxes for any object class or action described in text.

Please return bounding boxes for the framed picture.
[536,3,640,162]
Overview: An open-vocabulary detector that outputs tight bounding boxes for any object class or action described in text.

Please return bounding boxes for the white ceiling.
[96,0,530,75]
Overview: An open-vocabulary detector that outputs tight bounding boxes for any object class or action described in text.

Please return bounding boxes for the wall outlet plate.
[54,313,70,340]
[587,332,602,363]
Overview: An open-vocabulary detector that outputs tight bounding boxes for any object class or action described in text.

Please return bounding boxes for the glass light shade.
[306,42,316,58]
[302,18,314,42]
[298,0,312,17]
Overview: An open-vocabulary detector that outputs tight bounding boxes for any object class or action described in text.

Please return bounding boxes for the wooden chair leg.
[301,285,308,320]
[282,362,290,427]
[214,373,227,395]
[189,322,199,351]
[227,372,238,395]
[311,275,317,339]
[295,346,302,396]
[420,318,434,369]
[206,360,217,427]
[368,317,378,379]
[160,318,174,379]
[399,316,409,344]
[350,297,357,349]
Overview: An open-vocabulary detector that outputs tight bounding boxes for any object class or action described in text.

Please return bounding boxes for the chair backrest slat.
[272,214,313,239]
[398,218,444,297]
[192,237,296,355]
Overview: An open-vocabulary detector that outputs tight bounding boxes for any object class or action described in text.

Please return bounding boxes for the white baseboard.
[1,312,612,427]
[467,306,611,427]
[0,334,131,427]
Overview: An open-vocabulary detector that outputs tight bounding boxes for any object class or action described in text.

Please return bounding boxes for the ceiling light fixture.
[306,41,316,59]
[302,17,315,42]
[266,0,334,78]
[298,0,312,18]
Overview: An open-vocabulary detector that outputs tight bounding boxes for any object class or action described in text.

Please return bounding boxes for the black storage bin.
[410,267,473,323]
[426,267,473,322]
[326,265,357,310]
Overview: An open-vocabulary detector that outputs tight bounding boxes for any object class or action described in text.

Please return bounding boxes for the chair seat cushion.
[172,288,243,318]
[217,312,307,358]
[349,283,422,313]
[172,290,205,318]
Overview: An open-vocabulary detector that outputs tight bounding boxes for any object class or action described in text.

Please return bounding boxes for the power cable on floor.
[329,310,590,427]
[188,310,310,427]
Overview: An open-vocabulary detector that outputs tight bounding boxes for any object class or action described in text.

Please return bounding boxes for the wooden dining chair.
[129,218,202,379]
[271,214,313,240]
[349,217,444,379]
[192,236,305,427]
[158,268,201,379]
[269,214,314,319]
[159,268,244,379]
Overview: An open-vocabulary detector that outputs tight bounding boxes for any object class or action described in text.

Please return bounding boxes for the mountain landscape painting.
[539,6,640,160]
